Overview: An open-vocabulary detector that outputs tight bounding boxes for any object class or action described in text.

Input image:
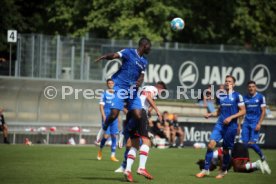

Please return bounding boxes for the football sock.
[139,144,150,169]
[126,147,137,172]
[245,162,257,170]
[122,148,130,169]
[212,150,218,159]
[100,137,107,149]
[111,135,117,156]
[222,152,231,171]
[204,149,213,170]
[248,144,265,161]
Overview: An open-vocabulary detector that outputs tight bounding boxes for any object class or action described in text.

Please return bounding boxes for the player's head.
[106,78,114,89]
[247,80,257,95]
[224,75,236,91]
[155,81,167,92]
[138,37,151,55]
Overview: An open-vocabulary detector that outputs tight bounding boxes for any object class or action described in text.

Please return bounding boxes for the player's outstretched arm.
[95,53,120,63]
[146,93,162,121]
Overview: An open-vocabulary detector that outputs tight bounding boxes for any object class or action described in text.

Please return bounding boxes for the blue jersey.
[112,48,148,90]
[99,91,114,114]
[217,91,244,124]
[244,93,266,124]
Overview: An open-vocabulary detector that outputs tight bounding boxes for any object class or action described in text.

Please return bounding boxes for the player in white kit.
[120,82,166,182]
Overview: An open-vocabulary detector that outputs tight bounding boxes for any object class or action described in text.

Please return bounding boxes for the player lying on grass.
[196,142,270,174]
[117,82,166,182]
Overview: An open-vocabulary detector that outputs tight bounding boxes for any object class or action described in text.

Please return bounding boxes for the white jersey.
[140,85,158,111]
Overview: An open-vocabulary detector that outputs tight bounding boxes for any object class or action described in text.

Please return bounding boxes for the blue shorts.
[210,121,238,149]
[110,86,142,111]
[241,122,259,143]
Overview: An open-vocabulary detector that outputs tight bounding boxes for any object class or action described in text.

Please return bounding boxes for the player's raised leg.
[101,109,120,137]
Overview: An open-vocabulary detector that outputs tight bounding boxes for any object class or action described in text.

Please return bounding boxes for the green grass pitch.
[0,145,275,184]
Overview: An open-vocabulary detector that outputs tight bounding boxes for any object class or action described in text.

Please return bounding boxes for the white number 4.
[7,30,17,43]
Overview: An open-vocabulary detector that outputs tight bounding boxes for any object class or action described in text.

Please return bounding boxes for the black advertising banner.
[180,122,276,149]
[102,46,276,102]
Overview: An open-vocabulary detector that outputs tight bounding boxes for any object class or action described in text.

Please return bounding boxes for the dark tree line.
[1,0,276,55]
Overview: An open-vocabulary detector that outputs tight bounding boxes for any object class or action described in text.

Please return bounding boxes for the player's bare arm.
[148,106,153,117]
[255,106,266,131]
[99,104,106,122]
[237,116,244,134]
[95,52,120,62]
[145,92,162,121]
[223,105,246,125]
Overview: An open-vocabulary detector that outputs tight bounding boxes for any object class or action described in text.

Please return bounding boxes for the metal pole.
[39,34,43,78]
[86,55,90,80]
[31,35,35,78]
[80,37,85,80]
[44,39,48,78]
[56,35,61,79]
[71,46,75,80]
[18,34,21,77]
[9,44,12,76]
[14,35,20,77]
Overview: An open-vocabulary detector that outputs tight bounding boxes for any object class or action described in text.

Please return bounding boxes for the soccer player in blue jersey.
[97,79,120,162]
[95,37,151,140]
[241,81,271,174]
[196,75,246,179]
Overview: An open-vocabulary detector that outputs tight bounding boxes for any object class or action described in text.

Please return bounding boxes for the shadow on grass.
[80,158,110,162]
[80,176,126,182]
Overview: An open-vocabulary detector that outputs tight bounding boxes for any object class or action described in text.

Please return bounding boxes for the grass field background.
[0,145,275,184]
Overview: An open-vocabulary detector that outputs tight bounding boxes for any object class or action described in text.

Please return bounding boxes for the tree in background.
[1,0,276,56]
[0,0,48,55]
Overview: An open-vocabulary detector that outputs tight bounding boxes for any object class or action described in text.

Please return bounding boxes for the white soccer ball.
[171,17,185,31]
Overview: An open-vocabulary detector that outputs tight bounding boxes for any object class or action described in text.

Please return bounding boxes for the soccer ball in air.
[170,18,185,31]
